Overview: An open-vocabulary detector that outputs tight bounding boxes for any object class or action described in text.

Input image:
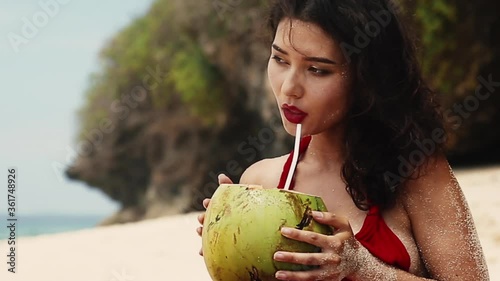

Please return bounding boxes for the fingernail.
[312,211,324,218]
[274,252,284,260]
[281,227,292,235]
[276,272,287,279]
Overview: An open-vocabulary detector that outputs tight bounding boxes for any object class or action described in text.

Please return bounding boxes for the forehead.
[274,18,343,62]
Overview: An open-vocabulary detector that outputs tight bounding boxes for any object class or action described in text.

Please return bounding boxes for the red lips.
[282,104,308,124]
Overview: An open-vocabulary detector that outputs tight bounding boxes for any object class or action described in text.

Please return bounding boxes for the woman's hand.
[273,211,361,281]
[196,174,233,256]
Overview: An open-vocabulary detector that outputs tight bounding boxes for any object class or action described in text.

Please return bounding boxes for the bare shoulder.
[239,155,288,189]
[400,152,455,201]
[399,152,461,213]
[400,152,489,279]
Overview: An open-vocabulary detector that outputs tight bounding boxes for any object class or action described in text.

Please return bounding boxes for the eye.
[308,66,331,76]
[271,55,288,65]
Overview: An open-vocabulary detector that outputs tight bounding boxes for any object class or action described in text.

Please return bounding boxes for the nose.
[281,68,305,99]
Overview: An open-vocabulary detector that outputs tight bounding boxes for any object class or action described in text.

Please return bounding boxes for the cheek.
[267,63,282,95]
[314,81,352,118]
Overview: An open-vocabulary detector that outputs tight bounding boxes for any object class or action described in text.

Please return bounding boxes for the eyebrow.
[272,44,337,65]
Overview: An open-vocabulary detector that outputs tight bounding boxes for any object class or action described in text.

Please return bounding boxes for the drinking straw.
[284,124,302,190]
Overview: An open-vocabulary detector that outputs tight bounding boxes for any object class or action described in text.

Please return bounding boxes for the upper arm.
[239,156,286,189]
[402,154,489,280]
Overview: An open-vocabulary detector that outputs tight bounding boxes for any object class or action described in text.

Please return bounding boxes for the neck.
[303,124,347,171]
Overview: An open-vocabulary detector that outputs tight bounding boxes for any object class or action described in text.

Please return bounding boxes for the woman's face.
[267,18,354,137]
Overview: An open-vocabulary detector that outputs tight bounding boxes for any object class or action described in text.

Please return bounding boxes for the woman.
[197,0,489,280]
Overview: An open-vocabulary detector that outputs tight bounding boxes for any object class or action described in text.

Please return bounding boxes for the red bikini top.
[277,136,411,274]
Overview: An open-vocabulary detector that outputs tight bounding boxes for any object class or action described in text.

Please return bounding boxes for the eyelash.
[271,55,287,65]
[271,55,332,76]
[309,67,331,76]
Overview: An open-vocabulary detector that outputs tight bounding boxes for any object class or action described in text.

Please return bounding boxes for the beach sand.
[0,166,498,281]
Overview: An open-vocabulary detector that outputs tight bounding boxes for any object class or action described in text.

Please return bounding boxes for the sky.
[0,0,155,216]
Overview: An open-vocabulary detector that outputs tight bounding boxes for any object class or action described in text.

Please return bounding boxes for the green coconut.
[202,184,332,281]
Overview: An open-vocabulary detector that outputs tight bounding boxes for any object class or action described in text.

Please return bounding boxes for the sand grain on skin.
[0,166,498,281]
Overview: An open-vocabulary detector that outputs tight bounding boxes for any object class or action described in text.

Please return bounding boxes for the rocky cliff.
[66,0,500,224]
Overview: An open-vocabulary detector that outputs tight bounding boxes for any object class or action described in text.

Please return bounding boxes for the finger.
[196,226,203,237]
[275,268,329,281]
[203,198,211,209]
[312,211,351,231]
[197,213,205,224]
[280,227,329,248]
[273,251,340,266]
[218,173,233,184]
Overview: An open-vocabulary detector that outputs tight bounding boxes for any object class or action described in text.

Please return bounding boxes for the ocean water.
[0,214,106,239]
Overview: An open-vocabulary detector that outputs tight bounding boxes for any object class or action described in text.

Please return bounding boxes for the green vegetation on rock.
[68,0,499,224]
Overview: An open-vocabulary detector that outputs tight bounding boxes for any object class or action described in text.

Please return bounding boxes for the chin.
[284,123,309,137]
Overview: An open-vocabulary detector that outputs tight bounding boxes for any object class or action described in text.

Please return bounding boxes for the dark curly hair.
[268,0,446,210]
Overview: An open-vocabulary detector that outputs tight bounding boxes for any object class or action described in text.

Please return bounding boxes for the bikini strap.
[367,205,379,215]
[277,136,312,189]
